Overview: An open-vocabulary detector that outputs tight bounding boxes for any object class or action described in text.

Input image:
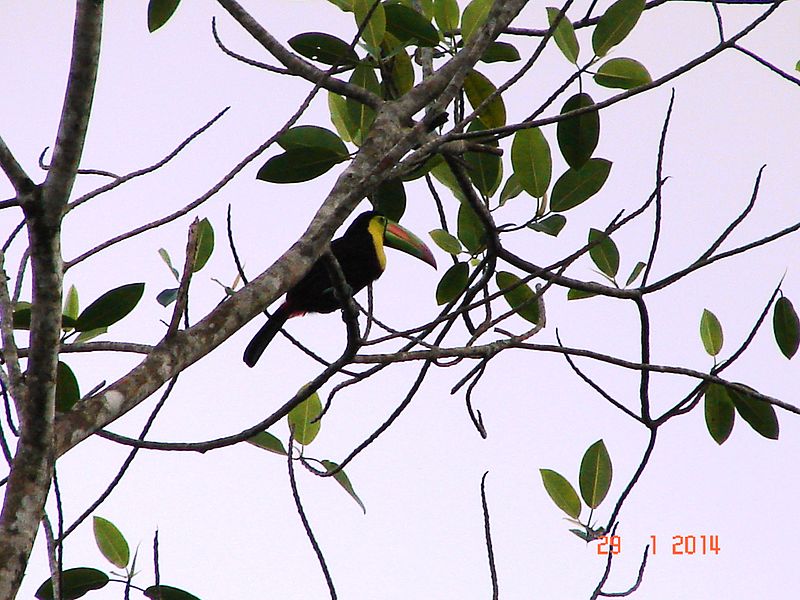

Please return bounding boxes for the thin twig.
[734,44,800,86]
[211,17,290,74]
[480,472,498,600]
[287,432,337,599]
[39,146,119,179]
[590,523,620,600]
[463,361,488,438]
[605,429,657,531]
[598,543,650,597]
[635,297,653,422]
[556,330,643,423]
[641,90,675,287]
[695,165,765,263]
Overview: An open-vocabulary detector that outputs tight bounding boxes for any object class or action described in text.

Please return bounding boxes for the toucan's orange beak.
[384,221,437,269]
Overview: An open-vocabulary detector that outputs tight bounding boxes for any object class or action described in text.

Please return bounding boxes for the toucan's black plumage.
[243,211,436,367]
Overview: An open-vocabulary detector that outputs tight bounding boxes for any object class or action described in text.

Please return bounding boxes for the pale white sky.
[2,1,800,598]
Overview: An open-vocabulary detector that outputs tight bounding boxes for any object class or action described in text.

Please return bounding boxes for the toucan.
[243,211,437,367]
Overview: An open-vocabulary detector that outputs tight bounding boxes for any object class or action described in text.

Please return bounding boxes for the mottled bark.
[0,1,103,598]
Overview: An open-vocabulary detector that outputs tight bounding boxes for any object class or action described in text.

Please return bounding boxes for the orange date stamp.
[597,535,720,556]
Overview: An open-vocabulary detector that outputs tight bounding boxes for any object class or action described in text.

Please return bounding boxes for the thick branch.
[43,0,103,214]
[0,3,103,596]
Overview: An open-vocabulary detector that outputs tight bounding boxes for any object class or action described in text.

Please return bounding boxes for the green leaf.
[63,285,80,321]
[322,460,367,513]
[73,283,145,332]
[557,93,599,169]
[405,153,444,181]
[568,288,597,300]
[463,70,506,129]
[256,148,347,183]
[591,0,645,57]
[328,0,354,11]
[499,174,523,205]
[247,431,288,455]
[36,568,109,600]
[143,585,201,600]
[594,57,652,89]
[773,296,799,359]
[372,178,406,221]
[700,308,723,356]
[588,228,619,278]
[546,7,579,63]
[571,528,596,542]
[704,384,735,445]
[461,0,492,41]
[430,161,465,201]
[12,306,77,331]
[11,302,31,329]
[346,64,381,143]
[328,92,356,143]
[480,41,521,63]
[389,48,415,96]
[434,0,460,31]
[354,0,386,49]
[75,327,108,343]
[193,217,214,272]
[278,125,349,157]
[56,361,81,412]
[529,214,566,237]
[730,386,779,440]
[429,229,463,255]
[147,0,180,33]
[156,288,179,307]
[93,516,130,569]
[158,248,180,280]
[550,159,612,212]
[404,0,434,21]
[436,262,469,305]
[288,389,323,445]
[625,261,647,286]
[496,271,540,324]
[465,148,502,197]
[540,469,581,519]
[457,202,486,254]
[511,127,551,198]
[579,440,612,509]
[288,32,360,66]
[463,120,501,197]
[384,3,439,47]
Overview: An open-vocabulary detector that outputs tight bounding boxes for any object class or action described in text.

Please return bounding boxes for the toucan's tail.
[243,302,292,367]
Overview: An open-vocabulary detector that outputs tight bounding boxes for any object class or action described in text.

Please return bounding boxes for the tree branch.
[0,136,33,196]
[0,1,104,596]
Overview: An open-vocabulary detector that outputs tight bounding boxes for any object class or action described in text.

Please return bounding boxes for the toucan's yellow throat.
[367,215,388,271]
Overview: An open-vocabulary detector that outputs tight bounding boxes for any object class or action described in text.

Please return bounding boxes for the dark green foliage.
[288,32,360,66]
[557,93,599,169]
